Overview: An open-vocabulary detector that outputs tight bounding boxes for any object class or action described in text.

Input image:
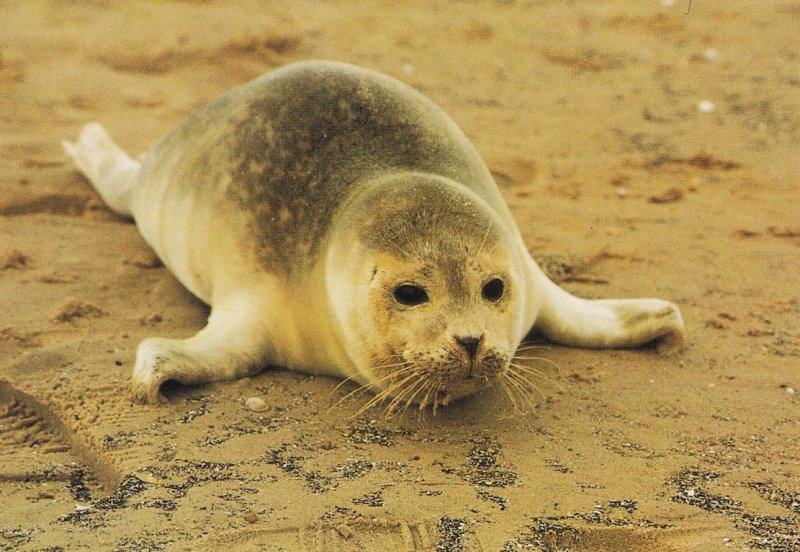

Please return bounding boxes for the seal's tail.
[62,122,140,217]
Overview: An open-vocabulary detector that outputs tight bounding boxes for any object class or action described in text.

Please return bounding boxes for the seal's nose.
[456,335,483,359]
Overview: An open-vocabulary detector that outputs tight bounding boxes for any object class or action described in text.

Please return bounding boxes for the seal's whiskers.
[506,366,545,402]
[384,374,428,417]
[499,379,525,414]
[351,369,419,418]
[496,358,554,414]
[500,374,536,414]
[511,354,561,372]
[417,376,443,411]
[328,361,414,412]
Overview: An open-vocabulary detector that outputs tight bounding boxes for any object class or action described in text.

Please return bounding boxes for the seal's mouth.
[352,353,508,416]
[346,345,556,417]
[358,373,499,417]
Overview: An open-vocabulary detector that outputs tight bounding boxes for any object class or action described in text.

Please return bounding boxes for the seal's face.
[327,176,526,412]
[362,246,520,410]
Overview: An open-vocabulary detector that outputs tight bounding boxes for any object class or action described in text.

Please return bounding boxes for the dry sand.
[1,1,799,550]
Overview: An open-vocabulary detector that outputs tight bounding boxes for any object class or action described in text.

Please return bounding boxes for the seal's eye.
[393,284,429,306]
[482,278,505,302]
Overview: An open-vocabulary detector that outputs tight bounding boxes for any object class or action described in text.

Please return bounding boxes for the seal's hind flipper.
[62,122,140,216]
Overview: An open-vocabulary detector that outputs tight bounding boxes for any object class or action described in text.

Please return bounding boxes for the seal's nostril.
[456,335,483,359]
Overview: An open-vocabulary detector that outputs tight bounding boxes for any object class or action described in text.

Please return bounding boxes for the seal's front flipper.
[531,268,686,352]
[131,298,271,404]
[62,122,139,216]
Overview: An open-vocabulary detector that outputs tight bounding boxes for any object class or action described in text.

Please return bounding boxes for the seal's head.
[326,173,528,411]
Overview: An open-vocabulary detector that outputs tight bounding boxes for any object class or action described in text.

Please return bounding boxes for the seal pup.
[63,60,685,407]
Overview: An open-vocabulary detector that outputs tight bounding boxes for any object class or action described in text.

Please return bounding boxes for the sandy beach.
[1,1,798,550]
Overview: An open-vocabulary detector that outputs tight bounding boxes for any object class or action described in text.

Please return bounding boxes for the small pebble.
[244,396,268,412]
[703,48,721,62]
[697,100,716,114]
[244,510,258,524]
[786,387,796,397]
[615,187,628,198]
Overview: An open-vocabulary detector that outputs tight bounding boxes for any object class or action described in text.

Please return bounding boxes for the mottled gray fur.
[137,62,503,277]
